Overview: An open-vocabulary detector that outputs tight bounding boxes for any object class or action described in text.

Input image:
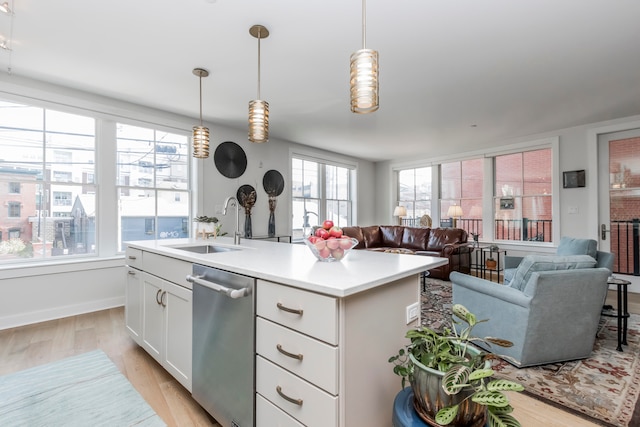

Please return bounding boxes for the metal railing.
[611,219,639,276]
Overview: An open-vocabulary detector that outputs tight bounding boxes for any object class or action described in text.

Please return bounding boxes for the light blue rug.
[0,349,166,427]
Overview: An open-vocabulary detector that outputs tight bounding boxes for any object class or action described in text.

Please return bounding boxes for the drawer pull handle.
[128,255,137,260]
[276,302,303,316]
[276,385,303,406]
[277,344,303,361]
[128,270,136,276]
[156,289,163,305]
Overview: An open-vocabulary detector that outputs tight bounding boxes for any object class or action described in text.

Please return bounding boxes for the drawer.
[256,356,338,427]
[143,252,192,289]
[257,279,338,345]
[256,317,339,395]
[125,247,142,269]
[256,394,304,427]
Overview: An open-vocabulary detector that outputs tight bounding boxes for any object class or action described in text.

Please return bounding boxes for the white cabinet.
[124,246,193,393]
[256,275,419,427]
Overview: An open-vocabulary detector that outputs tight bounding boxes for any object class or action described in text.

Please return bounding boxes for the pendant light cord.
[257,27,262,100]
[198,75,203,126]
[362,0,366,49]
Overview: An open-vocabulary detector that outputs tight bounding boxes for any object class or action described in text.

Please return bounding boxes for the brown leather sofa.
[341,225,472,280]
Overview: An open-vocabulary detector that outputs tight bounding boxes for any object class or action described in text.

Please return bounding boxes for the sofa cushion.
[361,226,383,248]
[380,226,404,248]
[556,237,597,259]
[341,226,365,249]
[402,227,430,251]
[427,228,466,251]
[509,254,597,291]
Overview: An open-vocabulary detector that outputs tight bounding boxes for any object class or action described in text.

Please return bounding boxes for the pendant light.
[350,0,379,114]
[248,24,269,143]
[192,68,210,158]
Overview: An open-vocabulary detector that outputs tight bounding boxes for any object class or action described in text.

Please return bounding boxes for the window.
[440,159,483,236]
[292,157,354,241]
[53,191,72,206]
[8,182,20,194]
[397,167,432,226]
[116,123,190,249]
[494,149,552,242]
[8,202,20,217]
[0,101,96,262]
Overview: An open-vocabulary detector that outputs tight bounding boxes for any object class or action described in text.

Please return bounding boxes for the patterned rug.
[421,278,640,427]
[0,349,166,426]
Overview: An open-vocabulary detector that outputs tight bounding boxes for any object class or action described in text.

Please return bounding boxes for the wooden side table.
[602,277,631,352]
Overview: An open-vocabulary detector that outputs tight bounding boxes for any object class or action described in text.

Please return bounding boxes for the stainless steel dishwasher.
[188,264,256,427]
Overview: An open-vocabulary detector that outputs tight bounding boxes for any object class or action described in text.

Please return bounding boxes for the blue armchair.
[451,257,611,367]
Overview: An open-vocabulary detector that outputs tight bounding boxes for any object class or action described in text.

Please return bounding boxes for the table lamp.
[447,205,463,228]
[393,206,407,225]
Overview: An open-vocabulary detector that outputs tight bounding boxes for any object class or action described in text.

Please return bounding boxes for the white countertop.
[126,237,448,297]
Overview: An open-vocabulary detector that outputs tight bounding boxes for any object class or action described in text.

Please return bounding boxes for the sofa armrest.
[450,272,531,309]
[504,255,524,269]
[441,242,472,257]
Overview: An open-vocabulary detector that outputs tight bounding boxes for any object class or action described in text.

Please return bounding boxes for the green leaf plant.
[389,304,524,427]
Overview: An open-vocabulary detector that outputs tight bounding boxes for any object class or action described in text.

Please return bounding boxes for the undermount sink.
[170,244,241,254]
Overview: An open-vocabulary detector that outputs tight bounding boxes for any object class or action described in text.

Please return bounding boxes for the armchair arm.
[449,272,531,309]
[504,255,524,269]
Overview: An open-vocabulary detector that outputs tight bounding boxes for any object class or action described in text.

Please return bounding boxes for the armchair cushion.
[556,237,597,258]
[509,254,596,291]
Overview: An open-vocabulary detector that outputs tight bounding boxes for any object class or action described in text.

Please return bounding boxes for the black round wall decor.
[263,170,285,197]
[214,141,247,179]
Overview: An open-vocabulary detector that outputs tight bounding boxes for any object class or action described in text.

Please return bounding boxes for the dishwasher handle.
[186,274,251,299]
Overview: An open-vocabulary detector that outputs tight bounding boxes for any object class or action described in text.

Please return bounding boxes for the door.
[598,129,640,275]
[142,273,165,363]
[164,281,193,392]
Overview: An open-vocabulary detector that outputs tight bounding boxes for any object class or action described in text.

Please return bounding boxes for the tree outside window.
[292,157,353,241]
[397,167,432,227]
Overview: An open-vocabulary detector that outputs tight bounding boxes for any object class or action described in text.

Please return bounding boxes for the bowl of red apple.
[304,220,358,262]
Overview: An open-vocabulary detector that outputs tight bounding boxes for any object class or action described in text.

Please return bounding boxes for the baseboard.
[0,296,125,330]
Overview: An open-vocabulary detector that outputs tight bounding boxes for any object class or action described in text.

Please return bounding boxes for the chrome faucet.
[223,196,241,245]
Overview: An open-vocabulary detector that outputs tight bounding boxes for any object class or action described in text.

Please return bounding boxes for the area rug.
[0,349,166,427]
[421,278,640,427]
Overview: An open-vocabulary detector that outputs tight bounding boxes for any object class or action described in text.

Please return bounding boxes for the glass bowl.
[303,237,358,262]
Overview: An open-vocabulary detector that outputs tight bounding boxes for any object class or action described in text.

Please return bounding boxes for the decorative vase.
[409,353,487,427]
[245,213,252,239]
[268,196,277,237]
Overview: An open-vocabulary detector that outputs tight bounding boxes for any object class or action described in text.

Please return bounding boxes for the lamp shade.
[393,206,407,217]
[447,205,463,218]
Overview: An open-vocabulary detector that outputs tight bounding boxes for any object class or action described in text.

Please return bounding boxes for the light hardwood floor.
[0,307,599,427]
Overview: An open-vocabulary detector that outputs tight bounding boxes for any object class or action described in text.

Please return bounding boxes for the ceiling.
[1,0,639,162]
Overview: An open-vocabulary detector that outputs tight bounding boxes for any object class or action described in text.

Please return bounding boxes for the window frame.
[291,153,356,242]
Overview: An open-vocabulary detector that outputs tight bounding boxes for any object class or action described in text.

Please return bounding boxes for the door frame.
[587,118,640,292]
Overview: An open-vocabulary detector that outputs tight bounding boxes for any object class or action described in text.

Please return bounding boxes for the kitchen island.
[125,237,447,427]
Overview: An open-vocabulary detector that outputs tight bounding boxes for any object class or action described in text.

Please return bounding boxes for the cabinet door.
[164,281,193,392]
[142,273,165,364]
[125,266,142,345]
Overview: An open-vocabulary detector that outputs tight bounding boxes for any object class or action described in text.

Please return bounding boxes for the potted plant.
[193,216,225,238]
[485,244,499,270]
[389,304,523,427]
